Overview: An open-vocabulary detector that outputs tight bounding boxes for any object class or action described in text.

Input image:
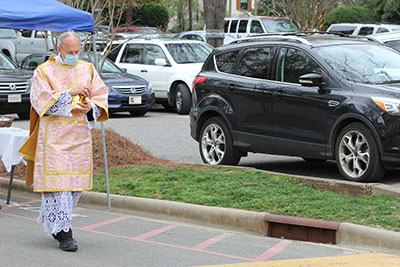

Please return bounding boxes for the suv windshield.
[165,43,212,64]
[0,53,16,70]
[315,44,400,84]
[262,19,298,33]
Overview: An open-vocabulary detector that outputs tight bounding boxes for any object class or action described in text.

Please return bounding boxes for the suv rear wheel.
[335,122,385,182]
[175,83,191,115]
[199,117,241,165]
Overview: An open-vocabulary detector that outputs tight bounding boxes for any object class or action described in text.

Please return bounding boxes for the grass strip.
[93,165,400,232]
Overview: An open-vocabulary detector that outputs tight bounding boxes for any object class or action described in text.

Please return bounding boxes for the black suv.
[0,52,32,119]
[190,34,400,182]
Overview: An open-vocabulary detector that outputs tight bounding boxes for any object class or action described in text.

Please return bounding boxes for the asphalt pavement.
[2,189,400,267]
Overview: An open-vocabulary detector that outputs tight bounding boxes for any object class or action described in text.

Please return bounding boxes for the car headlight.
[371,97,400,114]
[148,83,154,94]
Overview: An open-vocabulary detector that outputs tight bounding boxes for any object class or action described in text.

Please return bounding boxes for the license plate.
[8,94,21,103]
[129,96,142,105]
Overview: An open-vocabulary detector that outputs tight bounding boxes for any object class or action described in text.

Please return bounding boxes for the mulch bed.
[0,128,175,181]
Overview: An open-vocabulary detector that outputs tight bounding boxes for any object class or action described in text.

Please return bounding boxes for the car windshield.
[385,40,400,52]
[165,43,212,64]
[262,19,298,33]
[315,43,400,84]
[81,55,121,74]
[0,53,16,70]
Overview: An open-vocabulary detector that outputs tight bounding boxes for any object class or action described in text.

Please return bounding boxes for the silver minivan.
[224,16,298,43]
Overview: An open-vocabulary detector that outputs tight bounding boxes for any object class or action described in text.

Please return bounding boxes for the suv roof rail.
[229,33,312,46]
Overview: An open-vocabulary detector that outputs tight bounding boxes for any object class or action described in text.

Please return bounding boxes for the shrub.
[323,5,376,30]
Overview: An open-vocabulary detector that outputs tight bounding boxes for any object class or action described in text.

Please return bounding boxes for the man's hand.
[74,101,92,114]
[69,86,90,98]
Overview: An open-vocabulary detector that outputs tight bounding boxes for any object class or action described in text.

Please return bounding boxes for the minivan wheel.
[335,123,385,182]
[175,83,191,115]
[199,117,241,165]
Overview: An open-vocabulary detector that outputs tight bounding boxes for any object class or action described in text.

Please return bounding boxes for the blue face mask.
[64,53,79,66]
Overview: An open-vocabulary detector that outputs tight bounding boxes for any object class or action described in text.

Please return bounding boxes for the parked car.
[190,34,400,182]
[0,28,54,63]
[20,52,155,116]
[174,31,207,42]
[224,16,298,41]
[369,31,400,52]
[115,26,164,39]
[327,23,400,36]
[0,51,32,119]
[110,38,213,114]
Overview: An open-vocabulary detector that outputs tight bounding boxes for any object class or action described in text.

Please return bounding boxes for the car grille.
[0,81,30,93]
[113,85,146,94]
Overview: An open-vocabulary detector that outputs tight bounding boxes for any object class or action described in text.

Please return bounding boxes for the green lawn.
[93,164,400,232]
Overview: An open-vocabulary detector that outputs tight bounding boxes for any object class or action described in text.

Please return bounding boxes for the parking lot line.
[132,224,178,241]
[79,216,128,231]
[0,199,40,210]
[252,240,292,261]
[191,232,234,250]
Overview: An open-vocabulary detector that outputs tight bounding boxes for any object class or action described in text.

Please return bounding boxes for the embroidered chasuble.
[19,56,108,192]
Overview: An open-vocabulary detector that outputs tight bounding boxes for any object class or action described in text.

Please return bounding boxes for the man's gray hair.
[58,30,80,48]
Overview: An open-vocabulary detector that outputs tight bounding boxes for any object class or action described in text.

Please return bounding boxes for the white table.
[0,127,29,205]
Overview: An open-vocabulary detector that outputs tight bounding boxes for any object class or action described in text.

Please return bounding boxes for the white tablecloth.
[0,127,29,172]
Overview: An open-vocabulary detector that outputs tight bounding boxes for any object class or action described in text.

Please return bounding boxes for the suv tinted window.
[229,20,238,33]
[358,27,374,36]
[278,48,321,83]
[328,25,356,35]
[377,27,389,33]
[121,44,144,63]
[238,20,248,33]
[215,50,239,74]
[144,44,166,65]
[250,20,264,33]
[21,30,32,38]
[237,46,274,79]
[224,20,230,33]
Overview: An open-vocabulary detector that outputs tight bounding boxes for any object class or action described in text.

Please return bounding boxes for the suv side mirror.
[155,58,167,66]
[299,73,323,87]
[120,67,127,73]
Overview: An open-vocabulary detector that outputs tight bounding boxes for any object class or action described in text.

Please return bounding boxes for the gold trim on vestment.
[33,187,92,193]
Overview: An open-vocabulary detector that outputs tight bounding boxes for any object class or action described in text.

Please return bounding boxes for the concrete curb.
[1,177,400,255]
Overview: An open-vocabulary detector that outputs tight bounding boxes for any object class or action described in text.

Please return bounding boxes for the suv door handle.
[141,69,147,73]
[228,84,235,91]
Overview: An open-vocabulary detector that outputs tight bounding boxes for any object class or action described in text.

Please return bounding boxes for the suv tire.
[199,117,241,165]
[175,83,191,115]
[335,122,385,182]
[17,112,30,120]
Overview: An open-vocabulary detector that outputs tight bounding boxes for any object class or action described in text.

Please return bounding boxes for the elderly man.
[19,31,108,252]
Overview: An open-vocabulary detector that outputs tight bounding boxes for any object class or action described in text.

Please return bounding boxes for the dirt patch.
[0,128,177,181]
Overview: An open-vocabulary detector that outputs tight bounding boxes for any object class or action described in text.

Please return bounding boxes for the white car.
[110,38,213,114]
[369,32,400,52]
[327,23,400,36]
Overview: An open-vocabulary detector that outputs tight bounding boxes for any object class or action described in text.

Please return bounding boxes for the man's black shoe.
[59,238,78,252]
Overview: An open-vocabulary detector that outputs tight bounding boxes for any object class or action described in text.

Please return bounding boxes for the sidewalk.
[2,176,400,256]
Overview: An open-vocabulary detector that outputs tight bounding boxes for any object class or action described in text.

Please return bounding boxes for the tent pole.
[91,32,111,212]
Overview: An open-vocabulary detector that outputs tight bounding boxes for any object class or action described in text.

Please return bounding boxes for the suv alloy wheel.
[199,117,241,165]
[335,123,385,182]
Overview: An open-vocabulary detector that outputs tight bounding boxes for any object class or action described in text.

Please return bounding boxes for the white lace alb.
[86,102,101,130]
[38,191,81,235]
[46,91,73,117]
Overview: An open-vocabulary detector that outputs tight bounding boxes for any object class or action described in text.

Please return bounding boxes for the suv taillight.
[192,76,208,92]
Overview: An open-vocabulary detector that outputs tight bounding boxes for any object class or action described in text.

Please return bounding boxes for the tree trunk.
[204,0,226,47]
[189,0,193,31]
[125,0,133,26]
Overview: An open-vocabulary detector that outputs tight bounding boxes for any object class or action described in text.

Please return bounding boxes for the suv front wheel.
[199,117,241,165]
[335,122,385,182]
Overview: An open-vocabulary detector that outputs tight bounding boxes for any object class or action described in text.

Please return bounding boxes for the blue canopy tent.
[0,0,111,211]
[0,0,94,32]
